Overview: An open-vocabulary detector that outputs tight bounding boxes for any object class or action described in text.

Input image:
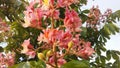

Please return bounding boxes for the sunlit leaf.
[61,60,90,68]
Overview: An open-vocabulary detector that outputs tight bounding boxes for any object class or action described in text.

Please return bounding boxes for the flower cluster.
[23,0,80,28]
[38,29,72,48]
[64,8,82,32]
[87,6,112,29]
[57,0,79,7]
[71,41,95,59]
[86,6,101,27]
[100,9,112,23]
[0,52,15,68]
[21,0,95,68]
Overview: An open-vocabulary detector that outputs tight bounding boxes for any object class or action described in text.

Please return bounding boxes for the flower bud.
[46,50,53,57]
[37,53,45,60]
[68,41,74,49]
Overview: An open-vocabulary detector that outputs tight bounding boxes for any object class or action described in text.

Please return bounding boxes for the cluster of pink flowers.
[87,6,101,27]
[64,8,82,32]
[38,29,72,48]
[100,9,112,23]
[21,0,95,67]
[57,0,79,7]
[87,6,113,29]
[23,0,80,28]
[0,52,15,68]
[72,41,95,59]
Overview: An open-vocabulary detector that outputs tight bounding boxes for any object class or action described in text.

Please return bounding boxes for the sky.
[84,0,120,51]
[0,0,120,51]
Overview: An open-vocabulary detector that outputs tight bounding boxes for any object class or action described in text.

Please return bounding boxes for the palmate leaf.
[100,22,119,40]
[110,10,120,21]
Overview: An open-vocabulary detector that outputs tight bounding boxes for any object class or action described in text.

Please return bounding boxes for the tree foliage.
[0,0,120,68]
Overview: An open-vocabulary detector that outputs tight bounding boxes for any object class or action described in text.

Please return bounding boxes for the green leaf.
[100,56,106,65]
[111,23,119,32]
[80,27,87,38]
[80,0,87,5]
[104,25,111,35]
[95,57,100,63]
[106,23,116,35]
[100,24,112,39]
[110,10,120,21]
[102,37,107,42]
[61,60,90,68]
[115,51,120,55]
[9,62,30,68]
[99,45,106,52]
[80,14,88,23]
[96,48,101,55]
[29,60,46,68]
[112,60,120,68]
[82,10,89,14]
[106,50,111,61]
[111,51,119,60]
[9,60,46,68]
[105,63,112,68]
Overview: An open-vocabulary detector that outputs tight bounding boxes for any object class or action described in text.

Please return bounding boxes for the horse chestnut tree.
[0,0,120,68]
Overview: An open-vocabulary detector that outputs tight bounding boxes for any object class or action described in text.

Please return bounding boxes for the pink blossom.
[27,50,36,58]
[57,0,79,7]
[59,31,72,48]
[6,53,15,66]
[57,58,66,66]
[21,39,36,58]
[38,29,63,44]
[51,10,60,19]
[64,8,82,31]
[84,42,95,56]
[23,8,43,28]
[0,53,15,68]
[23,0,43,28]
[48,56,54,63]
[78,42,95,59]
[48,56,66,67]
[72,34,80,46]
